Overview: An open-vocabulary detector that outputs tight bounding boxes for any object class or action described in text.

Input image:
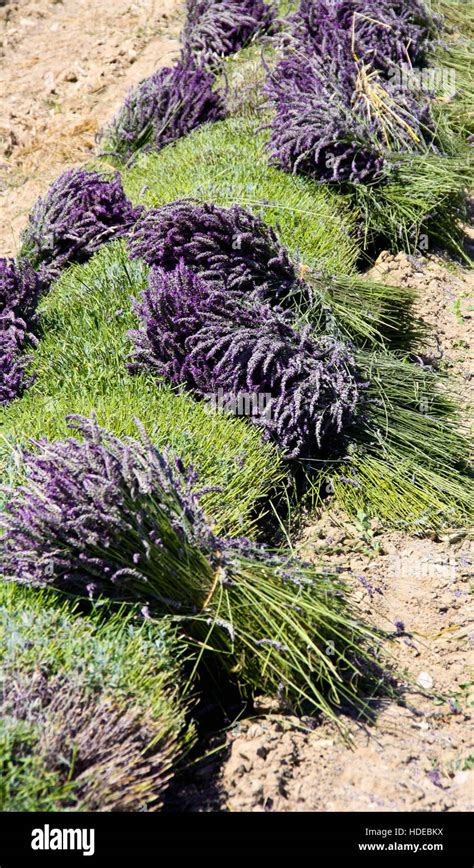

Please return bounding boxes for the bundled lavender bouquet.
[1,414,382,716]
[128,263,363,458]
[290,0,441,74]
[20,169,142,284]
[100,62,225,164]
[182,0,276,70]
[128,200,299,302]
[263,52,437,184]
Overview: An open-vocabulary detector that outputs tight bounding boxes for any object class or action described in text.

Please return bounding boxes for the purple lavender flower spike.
[182,0,276,70]
[0,311,37,405]
[290,0,441,74]
[20,169,142,285]
[128,263,364,458]
[128,200,299,303]
[0,257,42,326]
[0,260,42,404]
[100,62,226,164]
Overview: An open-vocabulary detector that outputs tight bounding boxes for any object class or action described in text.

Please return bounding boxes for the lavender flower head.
[0,311,37,405]
[100,62,226,164]
[290,0,441,74]
[128,200,299,303]
[182,0,276,70]
[128,263,364,458]
[263,52,437,184]
[0,257,42,327]
[20,169,142,285]
[0,259,42,404]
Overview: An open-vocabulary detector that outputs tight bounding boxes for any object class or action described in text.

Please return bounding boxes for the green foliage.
[0,718,72,812]
[308,351,474,530]
[348,149,471,260]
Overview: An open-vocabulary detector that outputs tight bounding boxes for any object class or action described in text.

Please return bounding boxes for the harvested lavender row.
[0,414,383,716]
[128,263,364,458]
[100,62,226,164]
[128,200,299,302]
[263,52,437,184]
[20,169,142,285]
[289,0,441,74]
[182,0,276,70]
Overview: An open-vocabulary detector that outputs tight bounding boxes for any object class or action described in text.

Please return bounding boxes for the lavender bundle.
[100,62,226,164]
[182,0,276,70]
[128,264,363,458]
[263,52,437,184]
[20,169,142,285]
[1,414,383,717]
[290,0,441,74]
[128,200,299,302]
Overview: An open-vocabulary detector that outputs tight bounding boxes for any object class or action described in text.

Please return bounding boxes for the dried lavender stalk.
[100,62,225,164]
[128,264,363,458]
[1,414,382,716]
[20,169,142,285]
[182,0,276,70]
[128,200,299,302]
[2,673,183,812]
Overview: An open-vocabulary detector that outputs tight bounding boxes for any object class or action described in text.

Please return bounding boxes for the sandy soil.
[0,0,183,256]
[1,0,472,814]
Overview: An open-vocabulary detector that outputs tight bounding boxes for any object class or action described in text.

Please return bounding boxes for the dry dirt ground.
[0,0,183,255]
[1,0,473,814]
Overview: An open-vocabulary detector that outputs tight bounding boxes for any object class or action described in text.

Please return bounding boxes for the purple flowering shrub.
[263,53,437,184]
[290,0,441,74]
[1,414,382,714]
[128,264,363,458]
[182,0,276,69]
[20,169,142,284]
[100,62,226,164]
[128,200,299,302]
